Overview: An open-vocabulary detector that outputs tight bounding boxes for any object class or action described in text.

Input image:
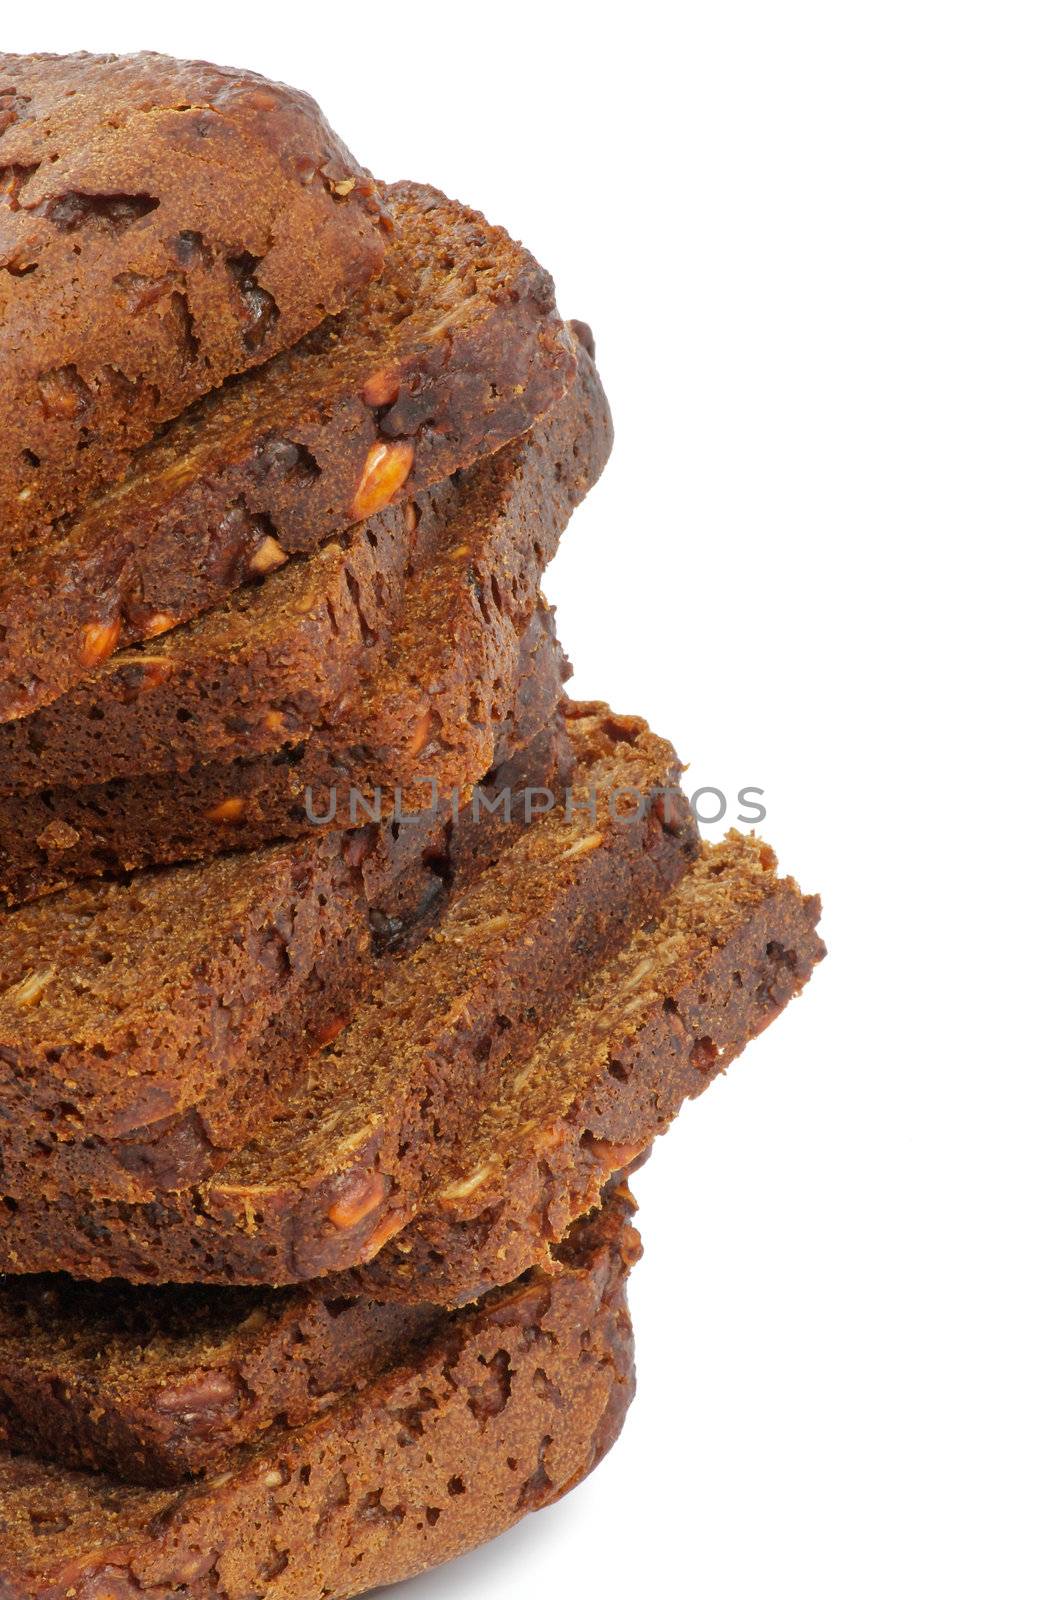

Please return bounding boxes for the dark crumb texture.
[0,644,570,1203]
[0,51,386,554]
[357,816,826,1306]
[0,1272,445,1487]
[0,597,570,905]
[0,707,698,1283]
[0,180,576,723]
[0,338,611,799]
[0,1192,639,1598]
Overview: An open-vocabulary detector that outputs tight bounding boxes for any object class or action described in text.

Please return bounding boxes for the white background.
[5,4,1059,1596]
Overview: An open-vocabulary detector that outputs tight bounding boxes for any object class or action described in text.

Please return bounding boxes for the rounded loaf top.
[0,50,389,551]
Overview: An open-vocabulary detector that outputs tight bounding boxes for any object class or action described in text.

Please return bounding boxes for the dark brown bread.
[355,824,826,1306]
[0,833,824,1481]
[0,708,699,1282]
[0,651,570,1204]
[0,1180,633,1486]
[0,590,569,907]
[0,181,576,722]
[0,339,610,797]
[0,1193,638,1598]
[0,52,386,555]
[0,1274,445,1488]
[0,620,569,1156]
[0,718,570,1207]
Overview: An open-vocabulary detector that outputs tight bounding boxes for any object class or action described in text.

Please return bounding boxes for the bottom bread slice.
[0,1191,639,1600]
[0,771,823,1488]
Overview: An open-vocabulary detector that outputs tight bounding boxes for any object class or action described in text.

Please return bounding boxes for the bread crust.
[0,52,386,553]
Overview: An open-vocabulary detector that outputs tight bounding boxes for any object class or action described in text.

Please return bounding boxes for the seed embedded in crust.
[143,612,178,639]
[360,1208,410,1257]
[351,440,415,521]
[248,535,289,576]
[120,656,173,695]
[154,1371,238,1416]
[80,619,121,669]
[205,797,247,824]
[6,968,55,1008]
[560,831,603,861]
[327,1171,387,1230]
[583,1136,648,1174]
[439,1163,495,1204]
[35,819,80,852]
[362,369,400,408]
[407,706,434,757]
[311,1014,349,1047]
[620,956,656,993]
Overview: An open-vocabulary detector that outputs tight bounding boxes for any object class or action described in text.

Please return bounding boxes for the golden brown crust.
[0,52,386,551]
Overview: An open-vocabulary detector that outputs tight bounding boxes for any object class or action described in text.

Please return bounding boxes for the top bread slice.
[0,179,576,722]
[0,51,387,553]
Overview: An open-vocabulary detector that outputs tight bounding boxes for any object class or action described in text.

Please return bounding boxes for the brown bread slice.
[0,52,387,555]
[0,631,571,1204]
[0,614,570,1154]
[356,825,825,1307]
[0,1179,634,1486]
[0,337,609,797]
[0,1193,638,1597]
[0,180,575,722]
[0,719,571,1206]
[0,708,699,1282]
[0,592,569,906]
[0,830,824,1480]
[0,1270,445,1488]
[0,820,824,1480]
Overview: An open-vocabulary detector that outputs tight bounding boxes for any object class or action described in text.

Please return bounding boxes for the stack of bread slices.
[0,51,825,1599]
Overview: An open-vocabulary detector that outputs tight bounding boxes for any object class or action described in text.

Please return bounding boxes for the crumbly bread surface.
[0,1194,639,1595]
[0,338,610,796]
[0,708,699,1281]
[0,644,569,1201]
[0,181,575,722]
